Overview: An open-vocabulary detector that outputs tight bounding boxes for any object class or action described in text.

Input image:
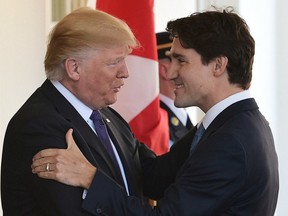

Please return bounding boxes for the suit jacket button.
[96,208,102,214]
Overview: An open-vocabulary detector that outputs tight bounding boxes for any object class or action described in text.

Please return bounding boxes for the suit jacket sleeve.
[1,105,94,216]
[27,118,95,215]
[81,118,193,214]
[139,129,193,199]
[81,99,278,216]
[81,133,247,216]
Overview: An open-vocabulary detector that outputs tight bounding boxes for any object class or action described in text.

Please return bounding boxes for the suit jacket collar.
[184,98,259,163]
[202,98,258,144]
[39,80,125,184]
[99,108,144,195]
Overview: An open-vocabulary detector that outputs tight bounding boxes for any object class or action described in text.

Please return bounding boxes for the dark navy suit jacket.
[1,79,191,215]
[82,98,279,216]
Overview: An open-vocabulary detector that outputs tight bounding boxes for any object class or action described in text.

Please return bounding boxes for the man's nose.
[118,61,129,79]
[166,61,177,81]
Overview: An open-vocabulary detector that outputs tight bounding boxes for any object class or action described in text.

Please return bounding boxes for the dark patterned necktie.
[90,110,119,165]
[190,123,205,154]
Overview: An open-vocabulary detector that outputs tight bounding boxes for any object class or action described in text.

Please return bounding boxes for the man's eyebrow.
[107,56,125,63]
[171,52,184,58]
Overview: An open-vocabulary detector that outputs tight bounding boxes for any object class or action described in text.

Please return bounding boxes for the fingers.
[32,128,76,173]
[34,164,57,180]
[32,162,55,174]
[66,128,76,150]
[31,155,56,171]
[37,170,55,179]
[32,156,47,168]
[32,148,61,161]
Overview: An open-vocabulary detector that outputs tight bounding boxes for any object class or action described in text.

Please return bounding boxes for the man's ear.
[65,58,80,80]
[213,56,228,77]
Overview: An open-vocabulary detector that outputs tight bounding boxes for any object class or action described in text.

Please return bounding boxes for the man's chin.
[107,97,117,106]
[174,100,182,108]
[174,98,190,108]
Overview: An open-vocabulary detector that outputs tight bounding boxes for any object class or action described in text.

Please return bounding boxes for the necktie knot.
[90,110,104,124]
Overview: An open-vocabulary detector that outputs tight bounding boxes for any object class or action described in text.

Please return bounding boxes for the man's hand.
[31,128,96,189]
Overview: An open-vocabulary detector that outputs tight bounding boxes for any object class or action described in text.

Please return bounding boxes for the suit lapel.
[202,98,258,141]
[100,109,134,167]
[189,98,259,156]
[100,108,143,196]
[39,80,125,185]
[179,98,259,174]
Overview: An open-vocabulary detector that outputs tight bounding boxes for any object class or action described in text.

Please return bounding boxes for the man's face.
[73,46,130,110]
[167,38,214,112]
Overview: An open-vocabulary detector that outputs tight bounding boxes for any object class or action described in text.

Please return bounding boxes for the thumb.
[66,128,77,150]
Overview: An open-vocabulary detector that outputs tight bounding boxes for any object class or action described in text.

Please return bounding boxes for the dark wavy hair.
[166,8,255,89]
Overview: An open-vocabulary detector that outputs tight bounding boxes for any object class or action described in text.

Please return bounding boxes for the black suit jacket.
[82,98,279,216]
[1,80,191,215]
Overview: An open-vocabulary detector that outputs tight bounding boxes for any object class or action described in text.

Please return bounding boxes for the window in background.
[51,0,88,22]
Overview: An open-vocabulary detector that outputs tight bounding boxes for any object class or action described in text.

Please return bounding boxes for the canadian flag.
[96,0,169,155]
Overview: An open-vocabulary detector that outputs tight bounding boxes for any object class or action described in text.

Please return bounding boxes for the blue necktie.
[190,123,205,153]
[90,110,119,165]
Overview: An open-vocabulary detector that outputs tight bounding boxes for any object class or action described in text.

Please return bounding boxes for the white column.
[274,0,288,215]
[0,1,46,214]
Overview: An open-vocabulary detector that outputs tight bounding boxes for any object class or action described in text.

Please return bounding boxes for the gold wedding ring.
[45,162,50,172]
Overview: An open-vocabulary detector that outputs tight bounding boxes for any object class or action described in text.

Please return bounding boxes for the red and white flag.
[96,0,169,155]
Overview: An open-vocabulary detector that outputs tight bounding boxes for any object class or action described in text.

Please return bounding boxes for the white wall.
[0,0,46,214]
[0,0,287,215]
[0,0,47,141]
[274,1,288,215]
[154,0,197,32]
[239,1,288,215]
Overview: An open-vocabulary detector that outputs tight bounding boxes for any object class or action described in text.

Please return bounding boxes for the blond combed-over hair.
[45,7,138,80]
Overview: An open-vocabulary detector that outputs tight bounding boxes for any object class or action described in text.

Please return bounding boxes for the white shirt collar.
[201,90,251,129]
[51,80,93,122]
